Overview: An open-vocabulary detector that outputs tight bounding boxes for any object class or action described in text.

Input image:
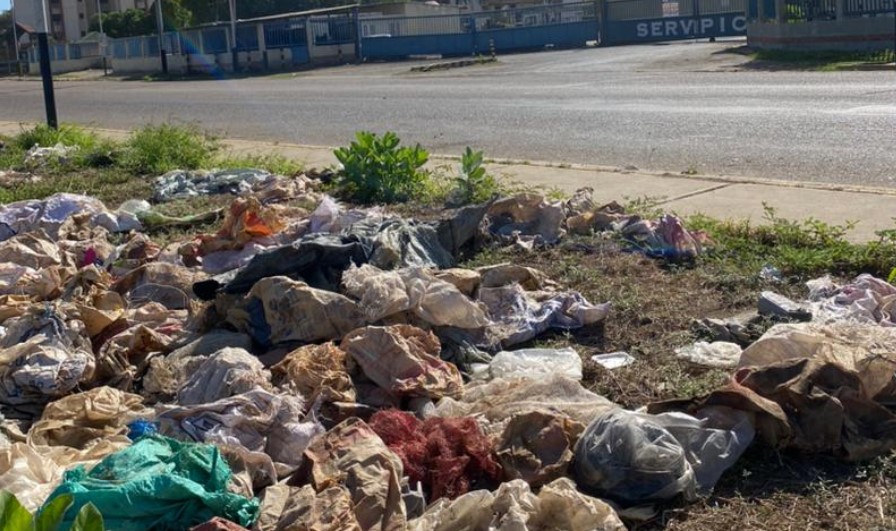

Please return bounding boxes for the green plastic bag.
[44,436,258,531]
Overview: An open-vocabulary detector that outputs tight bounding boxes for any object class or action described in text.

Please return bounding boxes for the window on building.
[79,13,84,19]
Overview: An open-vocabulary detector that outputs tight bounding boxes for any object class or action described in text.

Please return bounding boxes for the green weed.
[333,131,429,204]
[121,123,219,175]
[6,124,119,171]
[691,204,896,279]
[452,147,500,204]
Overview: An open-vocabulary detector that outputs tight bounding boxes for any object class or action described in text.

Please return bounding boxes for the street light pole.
[10,0,22,75]
[155,0,168,74]
[228,0,237,73]
[35,0,57,128]
[95,0,107,75]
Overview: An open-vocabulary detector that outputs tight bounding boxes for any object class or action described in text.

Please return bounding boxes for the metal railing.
[310,14,355,45]
[28,1,605,66]
[784,0,837,19]
[360,1,597,38]
[844,0,894,15]
[780,0,892,19]
[264,19,307,49]
[606,0,746,20]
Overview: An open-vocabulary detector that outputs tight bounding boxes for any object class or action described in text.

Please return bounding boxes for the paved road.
[2,40,896,187]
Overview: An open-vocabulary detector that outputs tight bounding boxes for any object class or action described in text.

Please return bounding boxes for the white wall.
[28,55,101,73]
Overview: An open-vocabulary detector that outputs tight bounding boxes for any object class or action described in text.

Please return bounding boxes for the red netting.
[370,409,501,500]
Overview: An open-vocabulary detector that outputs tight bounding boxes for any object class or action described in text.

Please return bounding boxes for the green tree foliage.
[0,10,17,61]
[89,1,192,38]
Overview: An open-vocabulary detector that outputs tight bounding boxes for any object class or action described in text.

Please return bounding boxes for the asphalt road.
[2,39,896,187]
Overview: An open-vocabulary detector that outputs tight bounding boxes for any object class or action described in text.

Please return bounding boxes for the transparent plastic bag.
[574,409,754,505]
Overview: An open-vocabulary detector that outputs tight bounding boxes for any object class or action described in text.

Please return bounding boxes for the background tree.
[0,10,17,61]
[89,0,193,37]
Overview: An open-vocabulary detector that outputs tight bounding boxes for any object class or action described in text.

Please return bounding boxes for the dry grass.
[463,236,894,530]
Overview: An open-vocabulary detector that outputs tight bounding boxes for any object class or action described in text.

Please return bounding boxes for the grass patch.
[752,48,895,70]
[121,123,219,175]
[213,153,304,176]
[2,123,120,171]
[0,167,150,207]
[691,204,896,280]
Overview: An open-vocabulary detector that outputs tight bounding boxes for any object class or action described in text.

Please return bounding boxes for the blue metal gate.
[360,2,599,61]
[602,0,747,44]
[264,19,310,65]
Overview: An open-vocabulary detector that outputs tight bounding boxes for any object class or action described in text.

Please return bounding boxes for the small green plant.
[0,491,104,531]
[453,147,499,204]
[333,131,429,204]
[121,123,218,175]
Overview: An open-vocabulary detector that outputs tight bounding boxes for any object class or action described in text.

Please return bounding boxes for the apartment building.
[14,0,150,42]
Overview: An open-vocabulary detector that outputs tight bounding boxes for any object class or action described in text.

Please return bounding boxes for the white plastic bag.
[488,347,583,380]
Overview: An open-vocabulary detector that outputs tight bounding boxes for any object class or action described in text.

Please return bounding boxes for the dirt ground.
[463,240,896,531]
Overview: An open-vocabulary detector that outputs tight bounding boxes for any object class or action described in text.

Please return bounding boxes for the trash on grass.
[675,341,742,369]
[591,351,636,369]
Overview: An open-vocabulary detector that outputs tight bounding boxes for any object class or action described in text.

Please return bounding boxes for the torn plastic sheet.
[434,375,617,431]
[808,274,896,326]
[152,169,276,203]
[232,276,365,347]
[341,325,463,400]
[193,236,371,300]
[479,283,610,347]
[487,193,566,247]
[45,435,260,531]
[298,418,407,531]
[0,308,95,407]
[0,193,141,242]
[342,265,490,328]
[157,387,323,478]
[408,478,625,531]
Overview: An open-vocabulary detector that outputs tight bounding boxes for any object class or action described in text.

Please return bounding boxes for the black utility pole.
[155,0,168,74]
[228,0,238,73]
[35,0,57,128]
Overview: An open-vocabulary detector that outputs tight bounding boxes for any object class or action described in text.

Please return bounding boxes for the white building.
[14,0,149,42]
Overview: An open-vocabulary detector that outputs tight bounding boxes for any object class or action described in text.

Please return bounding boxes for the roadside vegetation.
[2,123,896,529]
[751,48,895,71]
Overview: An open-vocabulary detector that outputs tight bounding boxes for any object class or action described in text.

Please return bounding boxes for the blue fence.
[844,0,893,15]
[602,0,748,43]
[310,14,356,45]
[361,2,599,60]
[264,19,308,48]
[775,0,892,20]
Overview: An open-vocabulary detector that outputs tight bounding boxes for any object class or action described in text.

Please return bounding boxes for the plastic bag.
[488,347,583,380]
[574,409,696,505]
[574,409,754,505]
[674,341,742,369]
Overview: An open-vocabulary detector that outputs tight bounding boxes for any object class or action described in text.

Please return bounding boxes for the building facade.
[14,0,149,42]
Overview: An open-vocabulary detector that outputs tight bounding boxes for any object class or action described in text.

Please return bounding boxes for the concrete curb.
[2,120,895,242]
[410,57,497,72]
[3,119,894,198]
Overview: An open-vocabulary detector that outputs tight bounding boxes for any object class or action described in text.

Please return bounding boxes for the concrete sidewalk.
[2,120,892,242]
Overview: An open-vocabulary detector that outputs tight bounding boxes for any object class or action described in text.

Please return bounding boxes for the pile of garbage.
[3,167,884,530]
[671,274,896,461]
